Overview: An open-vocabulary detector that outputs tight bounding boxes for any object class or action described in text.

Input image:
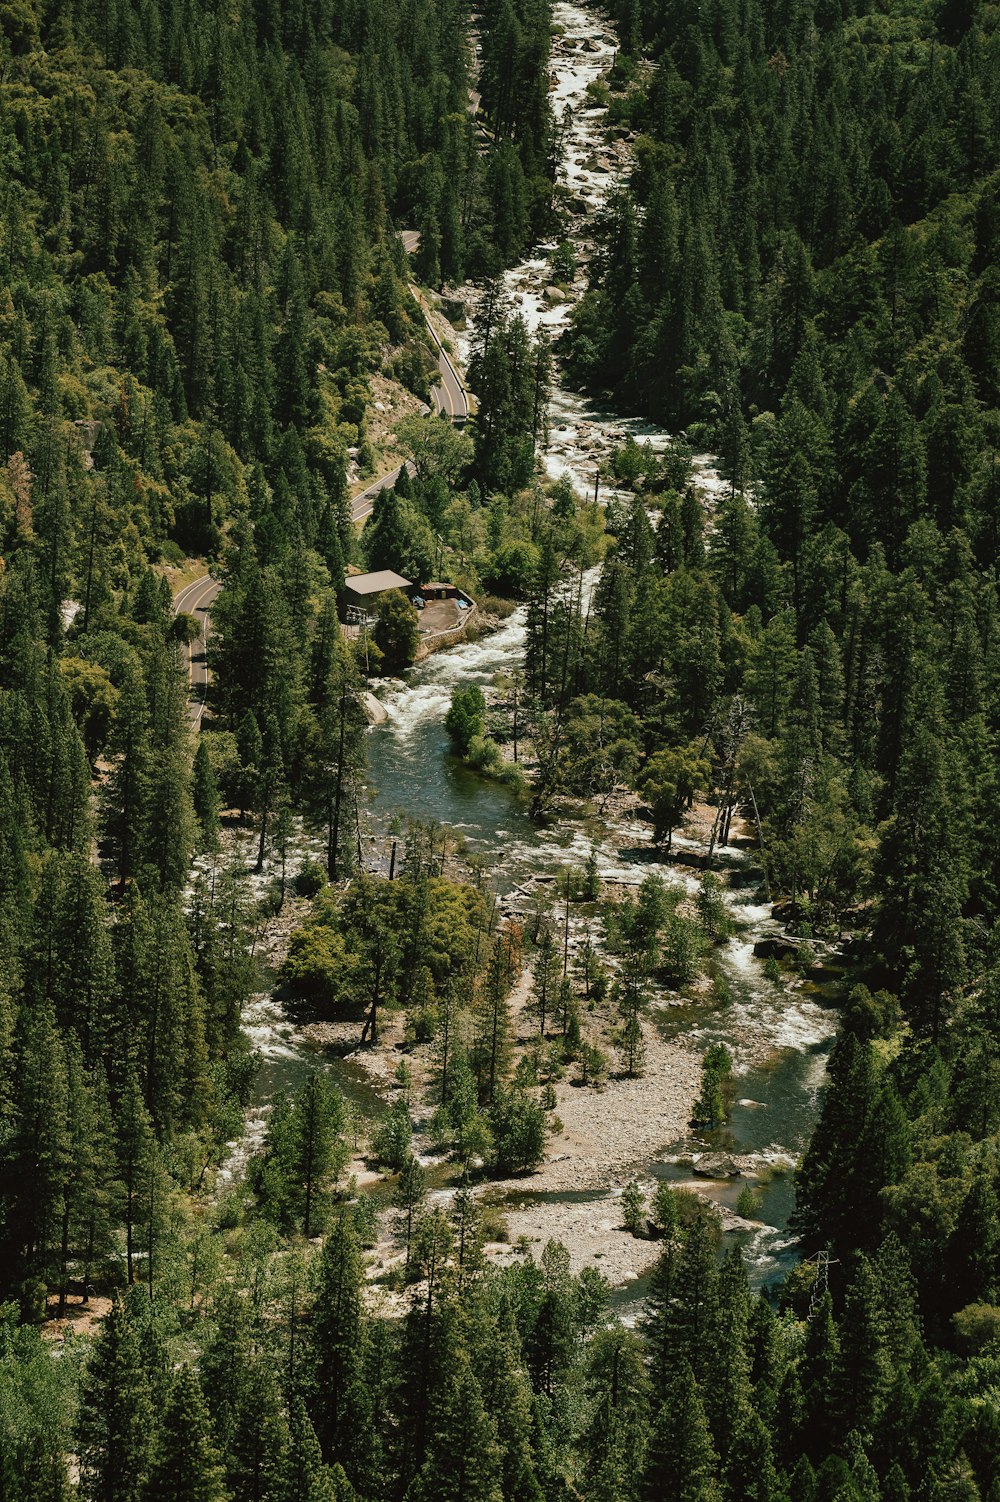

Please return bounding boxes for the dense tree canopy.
[1,0,1000,1499]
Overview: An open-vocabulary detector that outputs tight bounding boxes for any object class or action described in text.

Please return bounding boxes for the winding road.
[400,230,470,427]
[173,572,221,727]
[350,460,415,525]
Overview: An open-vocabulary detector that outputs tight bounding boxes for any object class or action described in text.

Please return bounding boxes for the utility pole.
[345,604,371,678]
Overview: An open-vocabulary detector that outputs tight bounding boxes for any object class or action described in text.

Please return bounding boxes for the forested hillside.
[2,0,1000,1498]
[547,0,1000,1184]
[0,0,554,567]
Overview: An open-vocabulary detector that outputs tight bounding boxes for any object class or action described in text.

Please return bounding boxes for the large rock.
[692,1154,742,1179]
[770,898,806,926]
[753,936,800,961]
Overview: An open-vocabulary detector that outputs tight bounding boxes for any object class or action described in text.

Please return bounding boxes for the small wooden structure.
[419,581,460,601]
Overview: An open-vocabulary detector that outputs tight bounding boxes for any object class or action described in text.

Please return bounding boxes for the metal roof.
[344,570,412,595]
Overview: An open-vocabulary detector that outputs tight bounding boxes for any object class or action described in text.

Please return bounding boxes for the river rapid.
[225,0,839,1295]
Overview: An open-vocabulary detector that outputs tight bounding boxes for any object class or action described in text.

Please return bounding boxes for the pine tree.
[705,1247,752,1463]
[114,1065,159,1288]
[799,1292,840,1463]
[279,1400,340,1502]
[226,1358,290,1502]
[0,998,70,1298]
[47,853,115,1063]
[145,1366,229,1502]
[661,1215,719,1384]
[304,642,366,883]
[724,1410,780,1502]
[397,1155,427,1274]
[474,929,519,1105]
[253,715,284,874]
[580,1327,650,1502]
[105,664,151,884]
[77,1294,156,1502]
[643,1364,721,1502]
[526,924,558,1037]
[55,1035,112,1314]
[199,1285,254,1469]
[308,1217,372,1481]
[469,1311,542,1502]
[946,1176,1000,1312]
[409,1354,504,1502]
[293,1073,347,1238]
[192,740,220,851]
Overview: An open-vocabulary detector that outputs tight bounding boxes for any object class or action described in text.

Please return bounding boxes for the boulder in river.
[753,936,800,961]
[692,1154,742,1179]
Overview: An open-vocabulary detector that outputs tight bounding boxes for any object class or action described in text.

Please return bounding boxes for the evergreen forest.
[1,0,1000,1499]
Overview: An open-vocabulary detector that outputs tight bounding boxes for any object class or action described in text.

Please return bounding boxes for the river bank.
[211,0,839,1302]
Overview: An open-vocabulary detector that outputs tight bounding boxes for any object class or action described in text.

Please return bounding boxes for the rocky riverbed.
[211,0,839,1302]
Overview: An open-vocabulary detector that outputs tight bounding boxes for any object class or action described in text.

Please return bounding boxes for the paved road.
[398,230,470,426]
[349,230,471,522]
[173,573,222,727]
[351,460,416,524]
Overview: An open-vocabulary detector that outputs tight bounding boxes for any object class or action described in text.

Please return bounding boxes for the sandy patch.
[42,1294,113,1342]
[534,1030,702,1193]
[486,1196,659,1284]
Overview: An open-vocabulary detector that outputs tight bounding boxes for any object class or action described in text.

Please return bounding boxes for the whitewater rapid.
[220,0,838,1294]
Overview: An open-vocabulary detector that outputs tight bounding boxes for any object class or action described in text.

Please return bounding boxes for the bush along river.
[221,0,842,1300]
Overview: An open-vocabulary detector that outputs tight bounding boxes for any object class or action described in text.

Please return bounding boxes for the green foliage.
[373,591,420,674]
[468,288,551,494]
[282,926,351,1006]
[146,1366,228,1502]
[3,7,1000,1502]
[445,686,487,755]
[487,1087,547,1176]
[639,744,711,849]
[247,1076,349,1237]
[690,1045,733,1128]
[696,876,735,944]
[465,732,526,791]
[76,1296,162,1502]
[559,695,642,800]
[293,862,329,900]
[371,1101,413,1173]
[735,1186,761,1221]
[622,1179,647,1235]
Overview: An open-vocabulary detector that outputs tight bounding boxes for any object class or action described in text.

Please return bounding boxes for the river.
[225,0,839,1295]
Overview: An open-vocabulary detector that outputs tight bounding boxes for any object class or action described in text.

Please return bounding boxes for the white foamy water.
[452,3,728,508]
[217,3,837,1284]
[374,609,528,738]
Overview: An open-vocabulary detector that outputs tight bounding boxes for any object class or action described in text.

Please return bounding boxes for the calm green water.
[360,639,838,1291]
[234,0,840,1294]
